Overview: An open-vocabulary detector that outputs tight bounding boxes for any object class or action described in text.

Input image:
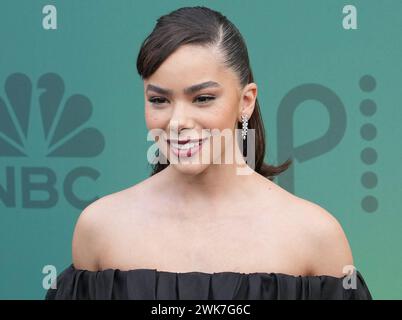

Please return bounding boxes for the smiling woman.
[137,7,292,178]
[45,5,373,300]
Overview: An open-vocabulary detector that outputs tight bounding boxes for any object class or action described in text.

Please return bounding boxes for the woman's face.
[144,44,257,175]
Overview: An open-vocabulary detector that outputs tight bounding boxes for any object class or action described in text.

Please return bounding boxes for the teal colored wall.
[0,0,401,299]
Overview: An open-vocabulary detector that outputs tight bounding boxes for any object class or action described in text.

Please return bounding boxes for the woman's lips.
[167,137,208,158]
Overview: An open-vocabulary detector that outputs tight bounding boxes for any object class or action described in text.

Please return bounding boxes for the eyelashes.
[148,95,216,105]
[148,97,167,104]
[195,96,215,103]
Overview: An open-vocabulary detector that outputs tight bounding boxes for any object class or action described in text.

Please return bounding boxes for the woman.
[45,6,372,300]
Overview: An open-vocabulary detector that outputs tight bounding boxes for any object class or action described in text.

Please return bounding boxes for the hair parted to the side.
[136,6,292,181]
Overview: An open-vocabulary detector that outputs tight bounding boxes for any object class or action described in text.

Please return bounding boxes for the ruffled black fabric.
[45,264,373,300]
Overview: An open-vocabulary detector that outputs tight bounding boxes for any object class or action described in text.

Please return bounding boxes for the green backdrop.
[0,0,401,299]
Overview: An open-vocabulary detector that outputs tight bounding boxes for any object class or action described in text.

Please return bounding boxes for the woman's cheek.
[145,108,162,129]
[211,111,236,132]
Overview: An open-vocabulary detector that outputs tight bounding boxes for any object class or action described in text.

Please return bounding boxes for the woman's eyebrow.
[184,81,221,94]
[146,81,221,96]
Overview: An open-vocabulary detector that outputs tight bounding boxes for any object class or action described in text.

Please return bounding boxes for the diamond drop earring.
[241,114,248,140]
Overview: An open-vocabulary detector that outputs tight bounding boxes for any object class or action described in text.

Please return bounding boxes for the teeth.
[171,142,197,150]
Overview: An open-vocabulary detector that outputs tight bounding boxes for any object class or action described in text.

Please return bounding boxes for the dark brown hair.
[136,6,292,181]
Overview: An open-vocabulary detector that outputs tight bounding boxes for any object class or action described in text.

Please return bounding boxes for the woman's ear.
[238,82,258,121]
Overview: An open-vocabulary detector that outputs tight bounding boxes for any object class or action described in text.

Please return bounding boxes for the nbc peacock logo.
[0,72,105,209]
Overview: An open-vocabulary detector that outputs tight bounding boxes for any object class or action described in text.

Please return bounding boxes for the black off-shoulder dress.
[45,264,373,300]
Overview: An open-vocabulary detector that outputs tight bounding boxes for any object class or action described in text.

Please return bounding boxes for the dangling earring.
[241,114,248,140]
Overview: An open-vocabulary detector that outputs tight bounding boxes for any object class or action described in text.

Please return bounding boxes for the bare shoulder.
[288,195,354,277]
[250,176,353,277]
[71,180,149,271]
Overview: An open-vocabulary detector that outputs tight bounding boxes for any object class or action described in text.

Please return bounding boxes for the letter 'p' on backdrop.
[0,0,401,299]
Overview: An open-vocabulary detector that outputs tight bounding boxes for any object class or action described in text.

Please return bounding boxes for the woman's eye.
[148,96,215,105]
[148,97,168,105]
[194,96,215,104]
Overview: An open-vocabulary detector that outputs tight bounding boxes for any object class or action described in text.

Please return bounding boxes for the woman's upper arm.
[72,199,107,271]
[303,202,355,277]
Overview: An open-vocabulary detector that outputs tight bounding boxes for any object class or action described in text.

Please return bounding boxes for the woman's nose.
[168,103,193,134]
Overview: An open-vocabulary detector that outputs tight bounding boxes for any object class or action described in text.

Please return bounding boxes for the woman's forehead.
[144,46,237,91]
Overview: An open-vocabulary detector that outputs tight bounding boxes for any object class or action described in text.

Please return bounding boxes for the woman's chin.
[170,161,210,175]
